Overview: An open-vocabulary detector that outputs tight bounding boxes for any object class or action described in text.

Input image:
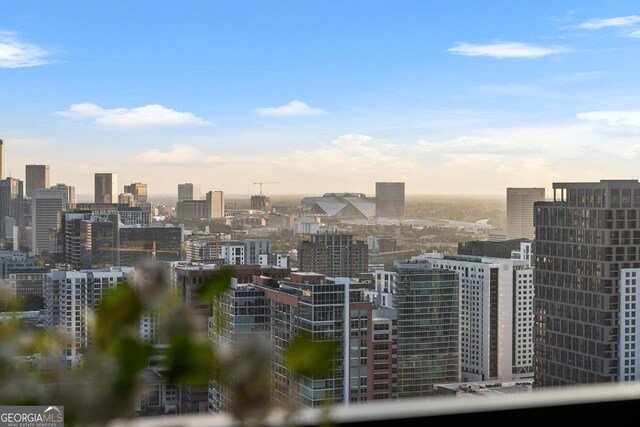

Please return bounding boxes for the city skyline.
[3,1,640,196]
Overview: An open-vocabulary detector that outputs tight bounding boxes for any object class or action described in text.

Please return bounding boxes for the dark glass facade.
[534,180,640,387]
[394,262,459,398]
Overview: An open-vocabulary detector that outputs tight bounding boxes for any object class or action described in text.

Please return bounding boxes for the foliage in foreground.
[0,263,338,426]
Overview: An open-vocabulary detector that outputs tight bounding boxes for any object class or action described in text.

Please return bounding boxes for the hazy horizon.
[4,1,640,195]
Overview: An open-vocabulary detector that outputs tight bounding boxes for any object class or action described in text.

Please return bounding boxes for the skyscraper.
[178,183,200,202]
[0,139,4,180]
[44,267,135,366]
[506,187,545,240]
[206,190,224,218]
[394,260,459,397]
[25,165,50,198]
[0,177,24,226]
[50,183,76,209]
[94,173,117,204]
[420,253,534,382]
[32,188,66,256]
[124,183,148,204]
[533,180,640,387]
[298,233,368,278]
[375,182,405,220]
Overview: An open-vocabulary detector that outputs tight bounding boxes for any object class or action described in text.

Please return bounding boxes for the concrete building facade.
[506,187,545,241]
[178,183,201,202]
[375,182,405,220]
[25,165,50,198]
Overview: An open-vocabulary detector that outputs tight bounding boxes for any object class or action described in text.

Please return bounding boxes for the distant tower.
[376,182,405,220]
[0,177,24,226]
[0,139,4,180]
[32,188,66,255]
[506,187,545,240]
[51,183,76,208]
[25,164,51,198]
[250,195,270,212]
[178,183,201,202]
[123,183,148,205]
[206,190,225,218]
[94,173,117,204]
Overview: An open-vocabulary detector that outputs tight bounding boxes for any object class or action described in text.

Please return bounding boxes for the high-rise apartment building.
[32,188,66,256]
[298,233,368,278]
[393,260,460,398]
[533,180,640,387]
[0,177,24,226]
[375,182,405,220]
[25,165,50,198]
[94,173,117,204]
[208,282,268,413]
[44,267,135,366]
[506,187,546,240]
[244,239,269,265]
[208,272,387,413]
[178,183,201,202]
[62,212,93,270]
[419,253,534,382]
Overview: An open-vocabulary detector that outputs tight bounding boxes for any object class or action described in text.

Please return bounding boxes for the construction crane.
[99,241,183,263]
[253,181,279,196]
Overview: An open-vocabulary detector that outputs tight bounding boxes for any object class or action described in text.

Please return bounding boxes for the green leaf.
[286,333,339,378]
[197,268,233,302]
[164,333,219,386]
[111,337,154,393]
[94,284,144,349]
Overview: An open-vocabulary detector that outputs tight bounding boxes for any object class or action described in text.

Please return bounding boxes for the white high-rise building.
[219,242,244,265]
[415,253,534,382]
[44,267,135,366]
[506,187,545,240]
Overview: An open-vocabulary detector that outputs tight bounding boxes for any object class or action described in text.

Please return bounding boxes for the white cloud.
[577,110,640,126]
[255,100,326,117]
[577,15,640,29]
[0,30,55,68]
[448,42,566,59]
[135,144,219,165]
[56,103,211,129]
[330,134,372,146]
[34,122,640,197]
[628,29,640,38]
[418,135,532,155]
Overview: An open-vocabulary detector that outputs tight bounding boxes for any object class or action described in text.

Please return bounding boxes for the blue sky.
[2,1,640,199]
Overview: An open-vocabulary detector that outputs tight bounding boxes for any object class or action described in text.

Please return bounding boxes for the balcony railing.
[108,382,640,426]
